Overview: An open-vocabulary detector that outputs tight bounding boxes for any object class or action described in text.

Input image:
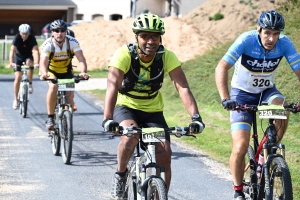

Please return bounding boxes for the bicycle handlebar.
[11,63,30,69]
[118,125,196,138]
[233,103,300,114]
[43,75,89,84]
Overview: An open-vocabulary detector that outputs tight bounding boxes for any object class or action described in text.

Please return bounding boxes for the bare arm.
[9,45,17,66]
[169,66,200,118]
[294,68,300,82]
[39,55,49,79]
[32,45,40,65]
[215,59,232,100]
[74,50,87,73]
[103,67,124,120]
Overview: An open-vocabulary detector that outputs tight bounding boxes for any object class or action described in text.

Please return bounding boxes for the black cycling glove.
[189,120,205,134]
[222,98,238,110]
[102,118,119,132]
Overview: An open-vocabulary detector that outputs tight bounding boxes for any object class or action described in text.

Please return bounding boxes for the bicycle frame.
[119,126,195,200]
[243,104,291,200]
[47,77,82,164]
[18,65,30,118]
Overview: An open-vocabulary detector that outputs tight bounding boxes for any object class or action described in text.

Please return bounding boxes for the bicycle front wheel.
[268,157,293,200]
[61,111,73,164]
[18,92,22,115]
[147,177,167,200]
[22,84,28,118]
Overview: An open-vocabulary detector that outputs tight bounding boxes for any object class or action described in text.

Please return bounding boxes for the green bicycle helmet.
[132,14,165,35]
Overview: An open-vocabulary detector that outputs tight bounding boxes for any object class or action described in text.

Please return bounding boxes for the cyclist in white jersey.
[215,10,300,200]
[39,19,89,131]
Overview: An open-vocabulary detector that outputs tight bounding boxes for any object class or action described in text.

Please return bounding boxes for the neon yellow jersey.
[41,36,81,73]
[108,44,181,112]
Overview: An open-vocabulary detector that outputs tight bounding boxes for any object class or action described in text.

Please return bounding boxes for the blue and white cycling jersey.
[222,30,300,93]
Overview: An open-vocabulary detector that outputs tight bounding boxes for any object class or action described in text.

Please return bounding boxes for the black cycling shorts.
[113,106,170,142]
[13,57,34,72]
[48,69,73,79]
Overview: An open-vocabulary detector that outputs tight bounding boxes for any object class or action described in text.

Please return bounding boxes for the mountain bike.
[235,103,300,200]
[46,76,87,164]
[13,63,30,118]
[115,125,196,200]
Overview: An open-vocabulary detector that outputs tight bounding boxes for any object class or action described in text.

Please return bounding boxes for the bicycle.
[234,103,300,200]
[45,75,86,164]
[115,125,196,200]
[13,63,31,118]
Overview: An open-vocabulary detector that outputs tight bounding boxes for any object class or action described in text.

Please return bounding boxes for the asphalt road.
[0,75,233,200]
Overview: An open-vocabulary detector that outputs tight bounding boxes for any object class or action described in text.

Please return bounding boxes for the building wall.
[70,0,206,21]
[71,0,132,21]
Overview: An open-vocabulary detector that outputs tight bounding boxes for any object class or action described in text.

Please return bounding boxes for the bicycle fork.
[137,143,166,200]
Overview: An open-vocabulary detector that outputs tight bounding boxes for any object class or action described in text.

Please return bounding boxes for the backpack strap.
[48,37,74,67]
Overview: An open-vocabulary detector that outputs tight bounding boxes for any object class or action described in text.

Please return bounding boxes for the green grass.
[85,3,300,198]
[0,62,108,77]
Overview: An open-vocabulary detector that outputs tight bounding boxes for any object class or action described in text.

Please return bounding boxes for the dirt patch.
[70,0,281,70]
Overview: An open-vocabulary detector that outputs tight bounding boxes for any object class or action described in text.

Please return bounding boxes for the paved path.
[0,74,107,91]
[75,78,107,91]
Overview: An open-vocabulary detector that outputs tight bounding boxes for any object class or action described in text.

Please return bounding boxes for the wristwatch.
[191,114,201,120]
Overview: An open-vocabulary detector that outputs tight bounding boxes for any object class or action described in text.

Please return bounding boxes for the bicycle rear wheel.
[51,129,61,156]
[61,110,73,164]
[22,84,28,118]
[267,157,293,200]
[147,177,167,200]
[126,170,137,200]
[243,145,256,199]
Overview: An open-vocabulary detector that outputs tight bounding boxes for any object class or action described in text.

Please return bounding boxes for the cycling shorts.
[13,57,34,72]
[113,106,170,142]
[48,69,73,79]
[230,86,285,132]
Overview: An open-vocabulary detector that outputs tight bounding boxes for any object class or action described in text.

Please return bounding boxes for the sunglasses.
[138,33,161,41]
[53,29,66,33]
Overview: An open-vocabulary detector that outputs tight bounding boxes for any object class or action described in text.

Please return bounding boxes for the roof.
[0,0,76,6]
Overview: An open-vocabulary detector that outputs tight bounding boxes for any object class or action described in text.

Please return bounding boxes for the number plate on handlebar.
[142,127,165,143]
[58,79,75,91]
[258,105,287,119]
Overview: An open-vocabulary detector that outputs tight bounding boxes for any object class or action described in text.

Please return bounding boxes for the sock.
[48,115,54,119]
[116,169,128,177]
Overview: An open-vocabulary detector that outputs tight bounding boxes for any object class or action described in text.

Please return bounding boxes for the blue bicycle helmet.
[258,10,285,31]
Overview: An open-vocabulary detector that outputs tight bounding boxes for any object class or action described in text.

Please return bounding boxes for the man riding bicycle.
[9,24,40,109]
[102,13,205,200]
[215,10,300,200]
[39,19,89,131]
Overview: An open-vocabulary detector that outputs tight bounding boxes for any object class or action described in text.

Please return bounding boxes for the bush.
[213,13,224,20]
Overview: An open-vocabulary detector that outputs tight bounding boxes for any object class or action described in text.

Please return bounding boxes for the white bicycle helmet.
[19,24,31,34]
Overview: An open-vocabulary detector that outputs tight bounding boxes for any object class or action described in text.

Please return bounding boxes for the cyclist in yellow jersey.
[102,14,205,200]
[39,19,89,131]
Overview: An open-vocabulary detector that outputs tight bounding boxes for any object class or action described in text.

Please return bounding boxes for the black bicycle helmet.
[258,10,285,31]
[132,14,165,35]
[66,29,75,37]
[50,19,67,30]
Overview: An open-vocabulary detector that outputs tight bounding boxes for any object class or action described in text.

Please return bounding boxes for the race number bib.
[247,73,273,89]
